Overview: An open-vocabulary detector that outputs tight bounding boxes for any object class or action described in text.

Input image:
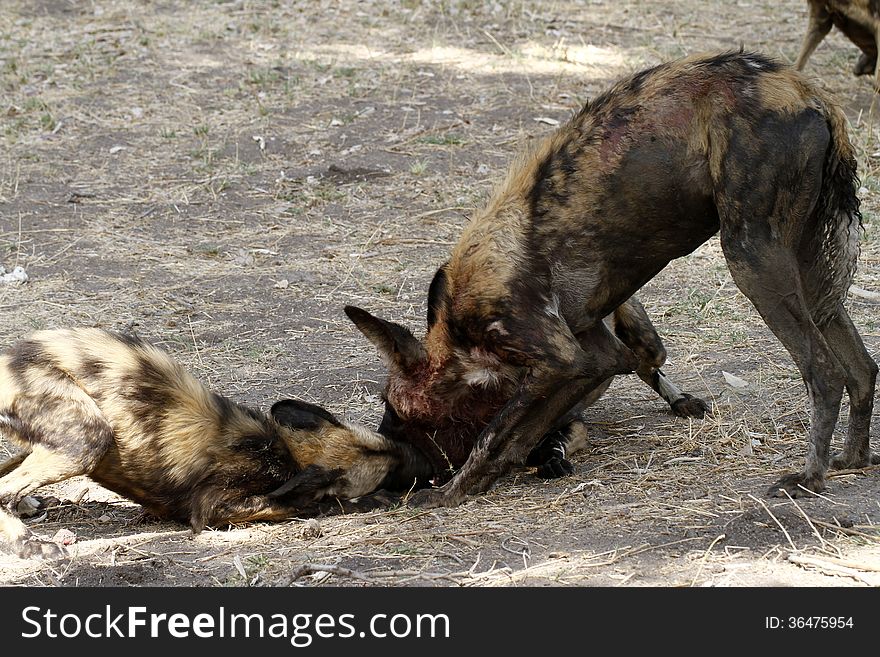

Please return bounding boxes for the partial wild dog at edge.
[795,1,880,90]
[0,328,431,559]
[347,51,878,508]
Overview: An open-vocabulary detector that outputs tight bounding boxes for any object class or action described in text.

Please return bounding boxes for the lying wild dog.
[795,0,880,89]
[0,328,432,559]
[347,51,877,508]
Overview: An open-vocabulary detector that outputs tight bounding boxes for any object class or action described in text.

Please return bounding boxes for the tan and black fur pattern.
[795,1,880,89]
[0,328,432,559]
[348,51,877,508]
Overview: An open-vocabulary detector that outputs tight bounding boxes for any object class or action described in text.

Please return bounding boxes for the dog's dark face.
[344,305,514,475]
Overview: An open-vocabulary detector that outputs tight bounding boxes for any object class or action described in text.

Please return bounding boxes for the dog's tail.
[804,89,862,326]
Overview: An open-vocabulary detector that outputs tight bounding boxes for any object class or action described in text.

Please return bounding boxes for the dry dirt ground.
[0,0,879,587]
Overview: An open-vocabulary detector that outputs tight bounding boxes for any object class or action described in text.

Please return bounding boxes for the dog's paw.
[766,472,825,498]
[853,53,877,77]
[534,457,575,479]
[830,450,879,470]
[671,394,710,419]
[406,487,464,509]
[17,536,66,561]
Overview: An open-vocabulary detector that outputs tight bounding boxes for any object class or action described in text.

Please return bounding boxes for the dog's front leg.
[873,26,880,91]
[794,2,832,71]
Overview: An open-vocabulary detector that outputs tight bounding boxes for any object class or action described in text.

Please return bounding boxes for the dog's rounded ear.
[344,305,426,372]
[271,399,342,430]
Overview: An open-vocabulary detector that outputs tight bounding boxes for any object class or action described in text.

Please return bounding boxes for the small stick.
[482,28,514,57]
[811,519,880,541]
[690,534,726,587]
[188,316,204,367]
[290,563,372,583]
[787,554,874,585]
[848,285,880,302]
[828,464,880,477]
[748,494,797,551]
[780,489,830,552]
[791,553,880,573]
[790,484,844,505]
[408,206,469,221]
[467,552,482,576]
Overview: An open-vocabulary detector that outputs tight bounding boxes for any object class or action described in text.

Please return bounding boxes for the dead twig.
[689,534,726,587]
[787,554,876,585]
[811,519,880,542]
[780,489,832,552]
[748,494,797,551]
[290,563,373,583]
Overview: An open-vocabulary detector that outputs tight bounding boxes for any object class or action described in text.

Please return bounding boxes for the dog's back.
[448,52,857,330]
[0,328,299,523]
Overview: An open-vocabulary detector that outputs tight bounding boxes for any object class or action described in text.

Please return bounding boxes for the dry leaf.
[233,555,247,579]
[52,528,77,545]
[722,371,749,388]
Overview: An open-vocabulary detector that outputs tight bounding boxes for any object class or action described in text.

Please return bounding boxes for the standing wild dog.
[0,328,432,559]
[795,0,880,89]
[348,51,877,508]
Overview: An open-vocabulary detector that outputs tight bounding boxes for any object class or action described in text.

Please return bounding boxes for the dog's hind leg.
[820,305,879,470]
[794,2,833,71]
[0,446,89,559]
[717,111,850,498]
[0,391,115,559]
[722,236,845,497]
